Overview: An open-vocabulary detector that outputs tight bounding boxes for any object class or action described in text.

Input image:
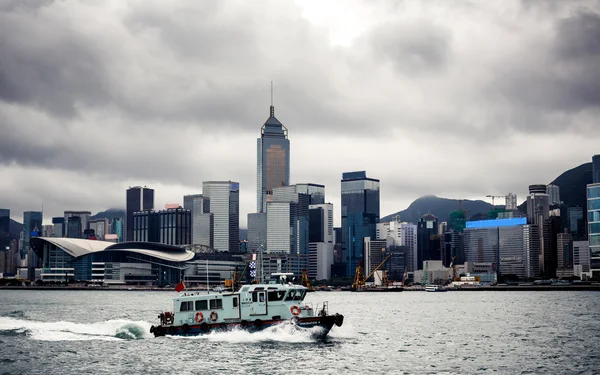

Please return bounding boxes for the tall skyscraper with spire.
[257,83,290,213]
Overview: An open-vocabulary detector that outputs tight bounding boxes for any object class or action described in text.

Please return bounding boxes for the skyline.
[1,1,600,227]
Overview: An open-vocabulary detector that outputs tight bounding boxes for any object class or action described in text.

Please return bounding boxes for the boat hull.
[150,314,343,339]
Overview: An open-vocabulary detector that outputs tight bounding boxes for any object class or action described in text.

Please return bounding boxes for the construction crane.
[301,269,313,291]
[352,261,365,290]
[450,256,459,282]
[486,195,505,207]
[361,254,393,289]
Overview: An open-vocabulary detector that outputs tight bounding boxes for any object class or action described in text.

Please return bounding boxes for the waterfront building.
[110,218,124,243]
[126,186,154,241]
[417,214,439,269]
[256,98,290,213]
[89,219,109,241]
[133,207,191,246]
[568,206,584,239]
[540,216,561,278]
[308,203,333,280]
[464,218,536,280]
[31,237,193,284]
[587,182,600,278]
[66,216,82,239]
[203,181,240,252]
[183,194,213,247]
[443,230,464,266]
[593,154,600,184]
[52,217,64,238]
[183,253,246,286]
[547,184,561,206]
[0,209,9,250]
[364,237,387,277]
[64,211,91,238]
[296,183,325,205]
[341,171,380,276]
[556,231,573,278]
[573,240,591,279]
[505,193,518,210]
[400,223,418,273]
[21,211,42,259]
[247,213,267,254]
[526,189,550,225]
[266,185,309,256]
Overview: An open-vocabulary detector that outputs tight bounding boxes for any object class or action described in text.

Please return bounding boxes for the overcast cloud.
[1,0,599,226]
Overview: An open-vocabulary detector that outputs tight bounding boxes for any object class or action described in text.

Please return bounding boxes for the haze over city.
[1,0,599,226]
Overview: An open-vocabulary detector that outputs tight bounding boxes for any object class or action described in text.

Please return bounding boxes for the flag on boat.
[175,281,185,292]
[249,261,256,269]
[251,253,257,260]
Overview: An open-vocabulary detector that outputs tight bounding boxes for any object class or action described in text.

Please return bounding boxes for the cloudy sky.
[1,0,599,226]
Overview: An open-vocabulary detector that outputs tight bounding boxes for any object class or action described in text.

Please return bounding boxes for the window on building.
[195,300,208,311]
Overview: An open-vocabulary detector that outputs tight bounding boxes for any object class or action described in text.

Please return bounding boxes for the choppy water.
[1,290,599,374]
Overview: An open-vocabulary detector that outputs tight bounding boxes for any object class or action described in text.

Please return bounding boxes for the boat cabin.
[170,279,311,327]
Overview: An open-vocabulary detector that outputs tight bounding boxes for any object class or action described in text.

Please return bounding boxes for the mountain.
[381,195,493,224]
[517,162,592,212]
[91,208,126,221]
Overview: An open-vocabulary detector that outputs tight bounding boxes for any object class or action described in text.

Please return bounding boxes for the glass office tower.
[126,186,154,242]
[257,102,290,213]
[341,171,380,276]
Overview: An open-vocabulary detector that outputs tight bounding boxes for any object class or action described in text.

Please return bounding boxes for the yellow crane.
[450,256,459,282]
[301,269,313,291]
[353,254,392,290]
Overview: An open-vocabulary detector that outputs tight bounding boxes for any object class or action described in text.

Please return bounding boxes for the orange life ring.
[290,305,301,316]
[210,311,218,321]
[195,312,203,323]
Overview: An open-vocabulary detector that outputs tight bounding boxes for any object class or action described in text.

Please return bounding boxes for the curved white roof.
[34,237,194,263]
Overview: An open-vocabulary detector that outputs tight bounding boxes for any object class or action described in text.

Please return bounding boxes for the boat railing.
[315,301,329,316]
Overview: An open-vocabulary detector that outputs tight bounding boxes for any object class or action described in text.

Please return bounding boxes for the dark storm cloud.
[365,21,451,73]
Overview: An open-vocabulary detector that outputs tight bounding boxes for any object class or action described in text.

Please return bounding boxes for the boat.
[150,274,344,338]
[425,285,447,292]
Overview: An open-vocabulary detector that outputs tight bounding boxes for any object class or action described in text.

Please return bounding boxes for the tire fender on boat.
[182,324,190,333]
[290,305,301,316]
[210,311,218,322]
[195,311,204,323]
[254,319,263,329]
[149,326,155,334]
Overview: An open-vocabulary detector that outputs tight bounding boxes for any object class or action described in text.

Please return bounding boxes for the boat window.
[259,293,265,302]
[252,292,258,303]
[254,287,264,291]
[284,290,296,301]
[210,299,223,310]
[294,290,306,301]
[268,290,286,301]
[233,297,238,308]
[195,300,208,311]
[180,301,193,312]
[241,286,249,292]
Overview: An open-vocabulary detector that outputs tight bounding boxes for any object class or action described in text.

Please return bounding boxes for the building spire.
[270,81,274,117]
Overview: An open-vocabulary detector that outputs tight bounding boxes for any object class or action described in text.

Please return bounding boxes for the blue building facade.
[588,183,600,277]
[341,171,380,276]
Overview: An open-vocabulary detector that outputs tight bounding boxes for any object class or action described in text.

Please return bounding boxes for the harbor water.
[1,290,599,374]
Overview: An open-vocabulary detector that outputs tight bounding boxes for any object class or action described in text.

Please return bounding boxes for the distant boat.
[425,285,447,292]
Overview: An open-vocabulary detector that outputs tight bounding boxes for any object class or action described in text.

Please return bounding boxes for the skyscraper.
[593,154,600,184]
[546,184,561,205]
[505,193,518,210]
[417,214,439,269]
[0,209,9,250]
[341,171,380,276]
[22,211,43,278]
[587,182,600,278]
[257,94,290,213]
[52,217,65,237]
[183,194,213,247]
[126,186,154,241]
[66,216,82,239]
[111,218,124,243]
[308,203,334,280]
[203,181,239,252]
[296,183,325,205]
[63,211,92,237]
